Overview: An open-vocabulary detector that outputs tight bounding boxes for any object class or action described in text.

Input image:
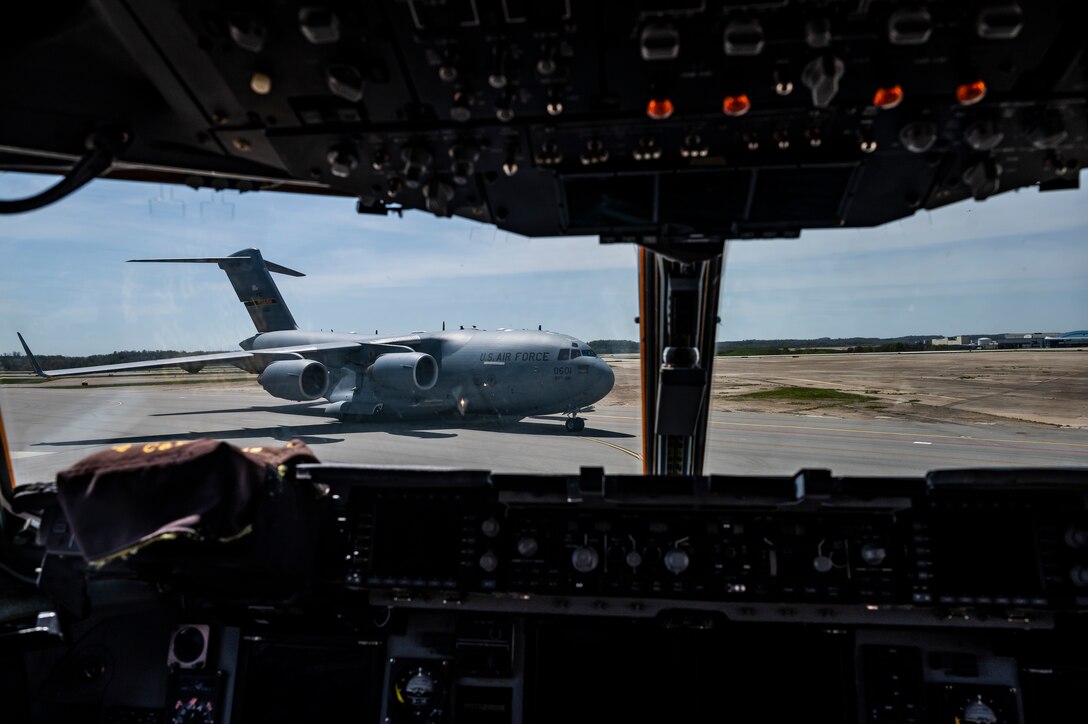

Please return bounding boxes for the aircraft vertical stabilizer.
[127,248,303,332]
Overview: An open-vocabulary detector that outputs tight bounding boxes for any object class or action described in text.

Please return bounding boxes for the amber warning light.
[872,85,904,109]
[646,98,675,120]
[956,80,987,106]
[722,95,751,117]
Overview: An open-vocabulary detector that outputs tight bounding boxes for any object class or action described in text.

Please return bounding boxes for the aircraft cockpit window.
[0,173,633,486]
[3,170,1087,487]
[702,183,1088,477]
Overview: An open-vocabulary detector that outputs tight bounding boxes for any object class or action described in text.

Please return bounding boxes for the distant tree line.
[587,339,640,354]
[717,336,934,352]
[717,341,926,356]
[718,347,841,356]
[580,338,935,356]
[0,350,222,373]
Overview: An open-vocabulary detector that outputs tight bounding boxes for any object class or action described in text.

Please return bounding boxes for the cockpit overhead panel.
[0,1,1084,238]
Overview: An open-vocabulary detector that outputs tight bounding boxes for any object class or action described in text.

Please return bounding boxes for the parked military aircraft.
[17,249,614,432]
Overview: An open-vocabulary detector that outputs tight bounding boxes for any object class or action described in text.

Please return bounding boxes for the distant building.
[1043,330,1088,348]
[930,336,972,347]
[930,333,1063,349]
[993,332,1054,349]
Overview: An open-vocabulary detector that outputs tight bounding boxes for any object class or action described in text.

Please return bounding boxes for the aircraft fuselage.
[243,328,615,420]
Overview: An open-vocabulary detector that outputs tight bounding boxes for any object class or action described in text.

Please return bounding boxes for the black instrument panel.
[311,466,1088,621]
[12,465,1088,724]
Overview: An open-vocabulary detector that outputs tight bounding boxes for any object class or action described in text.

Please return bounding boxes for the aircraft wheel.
[565,418,576,432]
[573,418,586,432]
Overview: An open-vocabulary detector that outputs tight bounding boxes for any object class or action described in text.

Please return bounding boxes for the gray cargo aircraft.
[17,249,614,432]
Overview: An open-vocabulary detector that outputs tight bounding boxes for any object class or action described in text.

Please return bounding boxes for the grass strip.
[734,386,877,403]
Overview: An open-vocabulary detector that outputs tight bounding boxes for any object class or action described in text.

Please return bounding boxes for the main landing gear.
[564,415,586,432]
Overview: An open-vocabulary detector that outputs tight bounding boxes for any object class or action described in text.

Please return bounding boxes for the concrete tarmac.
[3,385,1086,485]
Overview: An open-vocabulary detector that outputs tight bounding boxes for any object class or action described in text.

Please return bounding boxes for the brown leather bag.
[54,438,318,565]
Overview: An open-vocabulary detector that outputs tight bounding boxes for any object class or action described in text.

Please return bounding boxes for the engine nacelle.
[257,359,330,401]
[369,352,438,392]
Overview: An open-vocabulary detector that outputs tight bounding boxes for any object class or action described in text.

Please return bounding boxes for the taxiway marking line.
[579,437,642,460]
[589,414,1088,449]
[710,439,1030,467]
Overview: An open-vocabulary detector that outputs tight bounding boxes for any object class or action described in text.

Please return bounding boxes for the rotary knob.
[571,546,599,573]
[813,555,834,573]
[516,536,539,558]
[861,543,887,566]
[1065,527,1088,549]
[479,551,498,573]
[481,517,501,538]
[625,550,643,569]
[664,549,690,574]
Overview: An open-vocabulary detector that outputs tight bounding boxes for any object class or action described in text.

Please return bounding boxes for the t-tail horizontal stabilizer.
[127,248,302,333]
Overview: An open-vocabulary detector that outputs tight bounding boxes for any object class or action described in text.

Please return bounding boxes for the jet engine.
[369,352,439,392]
[257,359,330,401]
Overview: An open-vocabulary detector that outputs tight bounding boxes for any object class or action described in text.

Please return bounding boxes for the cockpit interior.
[2,2,1086,722]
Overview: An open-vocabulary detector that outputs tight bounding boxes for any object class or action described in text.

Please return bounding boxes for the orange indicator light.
[721,94,751,117]
[646,98,675,120]
[955,80,987,106]
[872,84,904,109]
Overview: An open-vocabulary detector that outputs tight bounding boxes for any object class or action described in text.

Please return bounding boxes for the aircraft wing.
[17,334,413,379]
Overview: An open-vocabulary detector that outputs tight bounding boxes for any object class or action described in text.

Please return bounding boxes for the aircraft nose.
[589,360,615,402]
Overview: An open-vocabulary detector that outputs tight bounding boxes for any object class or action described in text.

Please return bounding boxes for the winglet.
[16,333,49,378]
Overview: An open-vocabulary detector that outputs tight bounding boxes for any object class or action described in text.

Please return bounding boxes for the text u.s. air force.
[479,351,551,362]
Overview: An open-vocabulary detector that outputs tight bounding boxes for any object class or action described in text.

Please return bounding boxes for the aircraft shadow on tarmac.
[35,410,635,448]
[151,404,634,435]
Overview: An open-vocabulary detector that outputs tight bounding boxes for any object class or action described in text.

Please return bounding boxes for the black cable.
[0,507,41,585]
[0,128,130,214]
[0,556,37,586]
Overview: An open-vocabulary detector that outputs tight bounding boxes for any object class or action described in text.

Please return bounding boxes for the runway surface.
[3,385,1087,485]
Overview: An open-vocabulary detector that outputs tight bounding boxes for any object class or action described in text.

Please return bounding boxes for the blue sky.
[1,170,1086,355]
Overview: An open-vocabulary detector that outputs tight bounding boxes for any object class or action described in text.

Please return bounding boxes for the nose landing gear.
[564,415,586,432]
